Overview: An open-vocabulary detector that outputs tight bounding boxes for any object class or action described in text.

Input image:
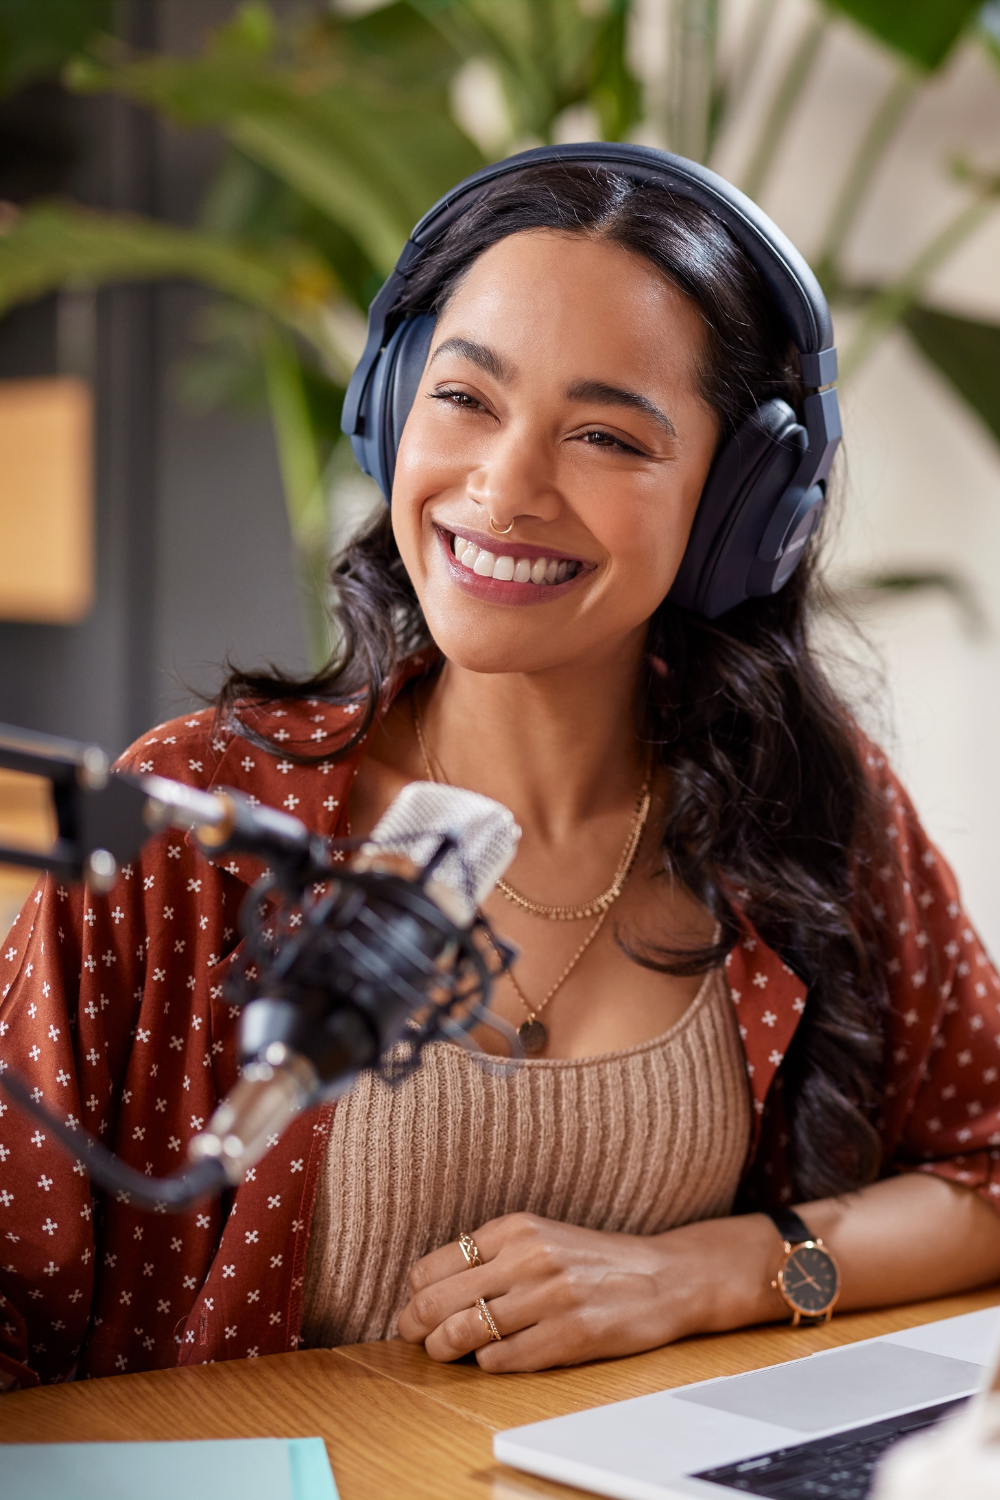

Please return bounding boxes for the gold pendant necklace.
[412,696,651,1054]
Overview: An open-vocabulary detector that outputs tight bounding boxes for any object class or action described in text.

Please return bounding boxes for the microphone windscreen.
[362,781,520,925]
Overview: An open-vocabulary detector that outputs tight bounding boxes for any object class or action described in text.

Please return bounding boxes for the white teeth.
[451,535,582,586]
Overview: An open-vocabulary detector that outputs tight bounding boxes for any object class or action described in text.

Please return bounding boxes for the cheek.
[389,413,450,577]
[573,457,709,612]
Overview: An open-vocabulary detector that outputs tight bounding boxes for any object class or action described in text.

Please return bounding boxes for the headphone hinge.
[798,347,838,387]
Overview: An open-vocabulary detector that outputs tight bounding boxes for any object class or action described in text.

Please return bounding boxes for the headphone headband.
[408,144,834,364]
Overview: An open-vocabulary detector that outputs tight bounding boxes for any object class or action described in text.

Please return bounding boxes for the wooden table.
[1,1288,998,1498]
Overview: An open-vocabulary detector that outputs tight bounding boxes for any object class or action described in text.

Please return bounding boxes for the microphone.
[0,776,520,1208]
[189,781,520,1185]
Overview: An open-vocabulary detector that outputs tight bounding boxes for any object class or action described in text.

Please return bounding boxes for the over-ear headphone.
[342,143,841,619]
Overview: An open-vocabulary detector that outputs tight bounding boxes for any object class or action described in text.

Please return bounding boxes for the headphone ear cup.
[668,399,811,618]
[349,313,436,503]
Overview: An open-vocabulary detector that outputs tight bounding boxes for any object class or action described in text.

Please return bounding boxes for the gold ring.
[489,516,513,535]
[476,1297,502,1342]
[458,1233,482,1268]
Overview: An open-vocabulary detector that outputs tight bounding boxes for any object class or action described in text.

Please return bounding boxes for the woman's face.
[391,229,720,674]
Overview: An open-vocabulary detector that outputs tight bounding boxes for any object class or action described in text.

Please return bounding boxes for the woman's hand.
[397,1210,786,1372]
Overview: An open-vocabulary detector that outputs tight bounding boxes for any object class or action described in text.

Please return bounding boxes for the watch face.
[779,1244,839,1317]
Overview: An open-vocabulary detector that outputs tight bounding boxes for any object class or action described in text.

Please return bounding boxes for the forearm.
[652,1174,1000,1344]
[796,1172,1000,1310]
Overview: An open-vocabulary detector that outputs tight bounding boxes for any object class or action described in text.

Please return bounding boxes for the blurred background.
[1,0,999,953]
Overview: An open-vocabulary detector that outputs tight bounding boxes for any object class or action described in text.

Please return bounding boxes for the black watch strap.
[768,1207,814,1246]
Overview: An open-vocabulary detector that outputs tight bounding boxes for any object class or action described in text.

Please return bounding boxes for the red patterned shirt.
[1,689,999,1390]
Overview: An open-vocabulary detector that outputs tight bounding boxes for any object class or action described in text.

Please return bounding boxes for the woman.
[2,151,1000,1390]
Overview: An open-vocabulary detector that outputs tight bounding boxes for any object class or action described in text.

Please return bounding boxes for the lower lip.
[435,530,590,607]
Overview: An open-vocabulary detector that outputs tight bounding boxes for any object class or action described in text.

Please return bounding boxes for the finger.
[422,1290,535,1364]
[475,1319,579,1375]
[398,1261,507,1344]
[408,1217,510,1293]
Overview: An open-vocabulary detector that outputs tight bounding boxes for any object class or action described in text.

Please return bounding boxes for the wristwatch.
[767,1208,840,1326]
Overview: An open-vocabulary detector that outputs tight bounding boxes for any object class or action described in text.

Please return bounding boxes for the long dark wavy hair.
[219,164,890,1203]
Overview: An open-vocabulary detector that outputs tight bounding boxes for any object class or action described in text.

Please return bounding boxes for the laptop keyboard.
[692,1397,968,1498]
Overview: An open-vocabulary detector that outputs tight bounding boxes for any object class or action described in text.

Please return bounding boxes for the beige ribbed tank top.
[302,967,750,1348]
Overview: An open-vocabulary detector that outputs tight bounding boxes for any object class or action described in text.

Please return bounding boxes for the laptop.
[494,1305,1000,1500]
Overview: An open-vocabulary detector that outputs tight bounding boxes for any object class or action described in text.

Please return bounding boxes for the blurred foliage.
[832,569,989,636]
[824,0,984,70]
[0,200,337,341]
[417,0,641,143]
[66,4,484,275]
[0,0,112,95]
[0,0,997,658]
[0,0,641,663]
[904,306,1000,449]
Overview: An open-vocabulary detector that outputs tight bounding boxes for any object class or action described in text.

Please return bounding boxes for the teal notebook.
[0,1436,338,1500]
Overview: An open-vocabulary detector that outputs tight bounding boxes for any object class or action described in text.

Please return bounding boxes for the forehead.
[436,230,708,387]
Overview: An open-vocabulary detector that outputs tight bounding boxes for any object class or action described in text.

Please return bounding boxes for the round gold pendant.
[518,1018,547,1055]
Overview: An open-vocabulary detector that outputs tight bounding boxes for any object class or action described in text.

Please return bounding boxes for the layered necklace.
[412,697,652,1054]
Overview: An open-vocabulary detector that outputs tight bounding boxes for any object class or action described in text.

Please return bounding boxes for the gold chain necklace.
[411,696,652,1054]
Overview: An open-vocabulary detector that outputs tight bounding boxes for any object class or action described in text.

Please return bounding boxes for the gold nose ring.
[489,516,514,536]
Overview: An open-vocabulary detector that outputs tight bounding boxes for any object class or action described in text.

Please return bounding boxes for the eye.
[429,388,484,411]
[579,429,645,457]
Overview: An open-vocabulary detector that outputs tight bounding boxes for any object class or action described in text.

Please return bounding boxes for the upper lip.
[437,523,591,566]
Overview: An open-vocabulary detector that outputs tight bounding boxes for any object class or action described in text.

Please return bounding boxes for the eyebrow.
[429,336,514,384]
[566,379,676,438]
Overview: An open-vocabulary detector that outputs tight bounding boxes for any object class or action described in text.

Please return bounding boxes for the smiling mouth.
[443,529,587,586]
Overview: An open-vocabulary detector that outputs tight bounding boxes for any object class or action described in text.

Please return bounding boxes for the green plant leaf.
[66,8,483,274]
[982,1,1000,69]
[588,0,642,143]
[414,0,640,145]
[0,0,112,94]
[903,304,1000,448]
[822,0,982,70]
[0,201,336,349]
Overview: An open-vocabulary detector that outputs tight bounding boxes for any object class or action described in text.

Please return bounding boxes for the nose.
[466,426,563,533]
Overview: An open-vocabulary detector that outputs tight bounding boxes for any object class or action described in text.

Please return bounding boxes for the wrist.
[719,1212,791,1330]
[649,1213,788,1340]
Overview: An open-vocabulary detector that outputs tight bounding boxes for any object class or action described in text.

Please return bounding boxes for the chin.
[423,620,574,676]
[419,599,588,677]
